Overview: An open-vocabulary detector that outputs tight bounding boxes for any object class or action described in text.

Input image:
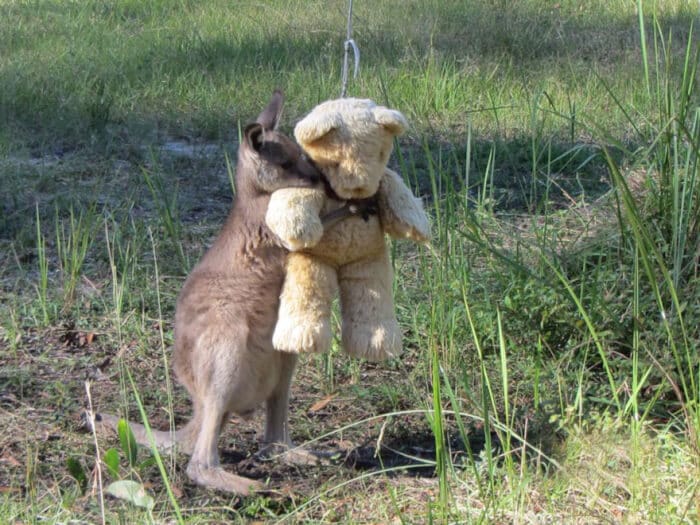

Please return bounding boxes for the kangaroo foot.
[186,461,262,495]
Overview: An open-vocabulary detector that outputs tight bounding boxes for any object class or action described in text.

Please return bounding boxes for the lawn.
[1,0,699,523]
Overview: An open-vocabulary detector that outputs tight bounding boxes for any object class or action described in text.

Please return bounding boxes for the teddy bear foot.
[342,321,402,361]
[272,317,332,354]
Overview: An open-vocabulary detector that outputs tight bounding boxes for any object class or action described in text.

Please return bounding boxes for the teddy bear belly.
[305,214,385,266]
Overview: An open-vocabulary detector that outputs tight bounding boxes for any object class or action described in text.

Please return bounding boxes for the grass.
[1,0,700,522]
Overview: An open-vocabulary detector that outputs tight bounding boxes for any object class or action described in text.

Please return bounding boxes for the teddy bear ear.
[373,107,408,136]
[294,112,343,146]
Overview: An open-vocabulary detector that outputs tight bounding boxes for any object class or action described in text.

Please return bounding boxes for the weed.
[54,205,97,310]
[142,164,190,274]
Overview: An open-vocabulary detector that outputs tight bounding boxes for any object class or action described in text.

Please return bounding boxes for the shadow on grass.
[0,131,623,253]
[398,136,619,213]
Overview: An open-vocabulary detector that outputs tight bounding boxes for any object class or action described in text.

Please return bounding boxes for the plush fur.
[265,98,430,361]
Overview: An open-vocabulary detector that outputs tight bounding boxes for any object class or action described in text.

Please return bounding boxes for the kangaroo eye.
[279,160,294,170]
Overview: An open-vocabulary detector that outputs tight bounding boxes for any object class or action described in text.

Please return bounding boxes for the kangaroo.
[94,91,349,494]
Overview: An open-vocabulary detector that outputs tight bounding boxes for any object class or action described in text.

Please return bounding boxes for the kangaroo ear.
[244,122,264,151]
[256,90,284,131]
[373,107,408,136]
[294,111,343,147]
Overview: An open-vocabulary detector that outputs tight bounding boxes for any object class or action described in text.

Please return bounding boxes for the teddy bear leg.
[338,248,402,361]
[273,253,338,354]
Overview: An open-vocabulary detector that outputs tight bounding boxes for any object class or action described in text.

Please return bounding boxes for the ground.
[0,322,488,522]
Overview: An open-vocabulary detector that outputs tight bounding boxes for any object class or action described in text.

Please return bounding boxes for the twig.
[85,380,106,525]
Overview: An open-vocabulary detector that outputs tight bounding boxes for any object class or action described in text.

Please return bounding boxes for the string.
[340,0,359,98]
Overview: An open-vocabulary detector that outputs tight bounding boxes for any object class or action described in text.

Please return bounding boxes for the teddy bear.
[265,97,430,361]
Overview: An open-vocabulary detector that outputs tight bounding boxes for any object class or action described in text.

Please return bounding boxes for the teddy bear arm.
[265,188,326,251]
[377,168,431,243]
[273,253,338,354]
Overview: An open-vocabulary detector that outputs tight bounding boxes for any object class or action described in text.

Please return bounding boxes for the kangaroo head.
[239,91,321,194]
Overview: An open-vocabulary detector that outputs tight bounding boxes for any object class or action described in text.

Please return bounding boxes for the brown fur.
[94,91,323,494]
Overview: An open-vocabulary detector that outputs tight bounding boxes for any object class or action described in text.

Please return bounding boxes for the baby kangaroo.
[95,91,327,494]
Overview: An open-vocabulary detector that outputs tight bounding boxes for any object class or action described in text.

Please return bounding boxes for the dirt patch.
[0,324,489,520]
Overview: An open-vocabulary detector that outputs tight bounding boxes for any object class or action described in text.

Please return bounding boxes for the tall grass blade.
[638,0,651,99]
[430,340,449,512]
[147,226,178,473]
[605,151,695,415]
[34,205,50,326]
[125,368,184,524]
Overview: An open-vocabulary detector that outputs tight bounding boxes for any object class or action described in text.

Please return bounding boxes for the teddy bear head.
[294,98,408,200]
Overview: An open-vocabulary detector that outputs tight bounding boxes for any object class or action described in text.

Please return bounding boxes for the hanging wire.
[340,0,359,98]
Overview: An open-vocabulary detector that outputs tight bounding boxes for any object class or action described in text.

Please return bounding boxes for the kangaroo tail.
[89,411,195,454]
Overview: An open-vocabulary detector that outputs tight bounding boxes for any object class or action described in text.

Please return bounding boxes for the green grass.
[0,0,696,149]
[1,0,700,523]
